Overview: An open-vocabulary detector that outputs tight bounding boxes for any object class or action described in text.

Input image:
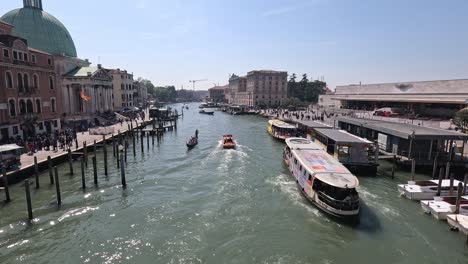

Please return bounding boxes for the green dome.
[1,7,77,57]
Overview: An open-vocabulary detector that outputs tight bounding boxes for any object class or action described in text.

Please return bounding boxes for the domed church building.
[1,0,114,131]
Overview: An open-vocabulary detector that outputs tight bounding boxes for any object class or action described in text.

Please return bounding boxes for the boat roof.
[269,119,296,129]
[295,120,332,129]
[0,144,23,152]
[286,138,324,150]
[315,129,372,144]
[315,172,359,189]
[293,149,358,188]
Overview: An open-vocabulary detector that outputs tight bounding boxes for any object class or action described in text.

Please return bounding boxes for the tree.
[453,108,468,132]
[287,73,327,103]
[288,73,297,98]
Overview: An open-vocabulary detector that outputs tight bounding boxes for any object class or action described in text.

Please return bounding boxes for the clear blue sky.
[2,0,468,90]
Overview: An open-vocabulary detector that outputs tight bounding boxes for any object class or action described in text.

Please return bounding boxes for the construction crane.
[189,79,208,91]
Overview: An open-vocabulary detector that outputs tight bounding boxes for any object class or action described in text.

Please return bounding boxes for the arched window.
[23,74,29,90]
[17,73,24,92]
[36,99,41,114]
[26,99,34,113]
[8,99,16,116]
[49,76,54,89]
[51,98,56,113]
[19,99,26,114]
[5,72,13,88]
[33,74,39,89]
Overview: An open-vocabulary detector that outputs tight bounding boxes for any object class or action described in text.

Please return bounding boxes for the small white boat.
[199,109,214,115]
[420,196,468,220]
[398,179,465,201]
[447,214,468,235]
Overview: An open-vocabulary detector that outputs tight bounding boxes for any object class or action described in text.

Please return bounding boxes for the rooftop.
[295,120,332,129]
[315,129,372,144]
[337,116,468,140]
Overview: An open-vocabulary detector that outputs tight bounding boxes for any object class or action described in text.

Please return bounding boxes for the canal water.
[0,103,467,264]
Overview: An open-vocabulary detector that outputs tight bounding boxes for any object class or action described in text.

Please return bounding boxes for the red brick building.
[0,21,60,142]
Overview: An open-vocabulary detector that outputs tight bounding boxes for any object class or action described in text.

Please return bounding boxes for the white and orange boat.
[223,135,236,149]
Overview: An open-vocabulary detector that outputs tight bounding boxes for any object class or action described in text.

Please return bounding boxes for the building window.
[121,84,124,90]
[36,99,42,114]
[17,73,24,92]
[19,52,23,61]
[38,122,44,130]
[8,99,16,117]
[51,98,56,113]
[49,76,54,89]
[26,99,34,113]
[13,126,19,135]
[23,74,29,90]
[31,54,36,63]
[3,49,9,58]
[53,120,58,128]
[47,58,52,65]
[5,72,13,88]
[13,51,18,60]
[33,74,39,89]
[24,53,28,62]
[19,99,26,114]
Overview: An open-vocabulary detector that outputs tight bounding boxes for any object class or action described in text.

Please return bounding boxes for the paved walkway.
[18,116,150,171]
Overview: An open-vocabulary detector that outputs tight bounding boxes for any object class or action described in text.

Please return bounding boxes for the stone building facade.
[208,85,228,103]
[108,69,134,110]
[228,70,288,107]
[0,21,61,142]
[133,80,148,107]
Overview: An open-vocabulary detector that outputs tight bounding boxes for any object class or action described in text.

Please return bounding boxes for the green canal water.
[0,103,467,264]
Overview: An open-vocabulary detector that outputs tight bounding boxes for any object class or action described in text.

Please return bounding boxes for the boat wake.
[266,174,321,217]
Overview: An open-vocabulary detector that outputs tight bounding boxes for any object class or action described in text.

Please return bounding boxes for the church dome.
[1,0,77,57]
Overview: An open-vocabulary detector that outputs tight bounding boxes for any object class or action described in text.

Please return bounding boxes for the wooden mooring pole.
[120,151,126,188]
[445,162,451,179]
[83,141,88,167]
[93,156,98,185]
[34,156,39,189]
[449,173,455,196]
[54,167,61,205]
[132,134,136,156]
[68,149,74,175]
[48,156,54,184]
[455,182,464,214]
[24,179,33,220]
[81,159,86,189]
[431,155,438,180]
[103,135,108,176]
[112,136,116,157]
[436,166,445,196]
[463,170,468,195]
[410,159,416,181]
[141,130,144,154]
[2,168,10,202]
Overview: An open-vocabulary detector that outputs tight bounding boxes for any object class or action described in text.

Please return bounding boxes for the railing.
[317,191,360,211]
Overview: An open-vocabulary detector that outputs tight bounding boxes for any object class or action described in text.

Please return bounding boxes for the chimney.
[97,64,102,69]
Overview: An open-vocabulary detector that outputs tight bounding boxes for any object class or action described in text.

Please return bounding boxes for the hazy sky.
[2,0,468,90]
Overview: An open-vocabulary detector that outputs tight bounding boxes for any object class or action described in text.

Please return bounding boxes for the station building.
[319,79,468,118]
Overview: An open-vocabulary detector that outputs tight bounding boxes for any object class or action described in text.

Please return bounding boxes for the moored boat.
[223,135,236,149]
[398,179,466,200]
[283,138,360,219]
[267,119,297,141]
[199,109,214,115]
[420,196,468,220]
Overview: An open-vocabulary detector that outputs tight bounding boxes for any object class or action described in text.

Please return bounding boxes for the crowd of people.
[16,128,78,155]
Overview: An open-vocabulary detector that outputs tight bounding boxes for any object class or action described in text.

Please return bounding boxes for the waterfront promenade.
[2,113,151,183]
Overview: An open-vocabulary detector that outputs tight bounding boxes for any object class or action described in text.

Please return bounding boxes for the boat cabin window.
[338,145,350,157]
[294,158,297,165]
[312,178,358,201]
[308,174,312,181]
[303,170,307,176]
[299,165,302,171]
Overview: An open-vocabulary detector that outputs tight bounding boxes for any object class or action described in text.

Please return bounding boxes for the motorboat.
[398,179,465,200]
[199,109,214,115]
[283,138,360,219]
[447,214,468,235]
[420,196,468,220]
[223,135,236,149]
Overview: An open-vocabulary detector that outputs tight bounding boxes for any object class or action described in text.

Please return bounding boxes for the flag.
[80,90,90,101]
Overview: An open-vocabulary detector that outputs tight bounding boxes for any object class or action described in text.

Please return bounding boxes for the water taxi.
[284,138,360,219]
[313,129,378,175]
[0,144,23,171]
[267,119,297,141]
[223,135,236,149]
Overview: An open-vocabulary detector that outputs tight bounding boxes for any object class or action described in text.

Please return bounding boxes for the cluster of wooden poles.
[0,123,165,222]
